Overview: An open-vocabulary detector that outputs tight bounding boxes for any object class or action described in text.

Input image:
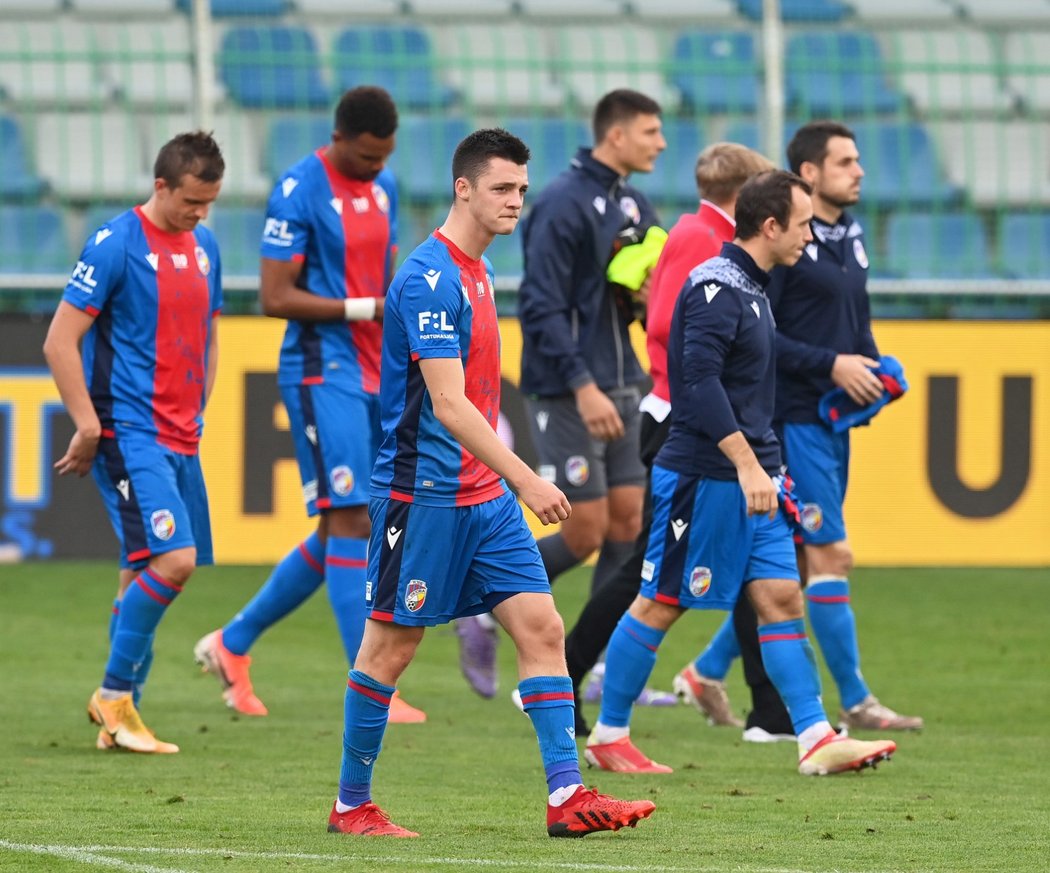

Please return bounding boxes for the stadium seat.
[0,115,49,202]
[555,25,678,113]
[848,0,957,20]
[99,19,194,108]
[408,0,515,14]
[498,116,589,193]
[298,0,401,12]
[955,0,1050,22]
[431,24,565,112]
[31,112,151,203]
[884,212,997,279]
[219,26,329,109]
[208,207,266,278]
[81,203,139,242]
[786,32,904,116]
[669,31,760,114]
[627,0,736,20]
[265,115,332,181]
[737,0,850,21]
[514,0,626,16]
[880,29,1014,115]
[176,0,289,14]
[0,19,110,107]
[0,206,70,274]
[998,212,1050,280]
[332,26,457,111]
[396,116,472,204]
[633,118,705,209]
[850,121,961,207]
[1003,32,1050,113]
[70,0,175,13]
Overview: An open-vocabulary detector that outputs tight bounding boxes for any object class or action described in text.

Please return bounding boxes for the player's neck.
[139,199,179,234]
[734,237,775,273]
[438,214,489,262]
[812,194,843,226]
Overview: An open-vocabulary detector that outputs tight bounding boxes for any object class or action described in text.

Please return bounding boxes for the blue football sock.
[222,532,325,656]
[694,614,740,680]
[102,570,182,692]
[338,670,394,808]
[598,614,665,728]
[758,619,826,735]
[806,577,870,710]
[519,676,582,792]
[326,536,369,665]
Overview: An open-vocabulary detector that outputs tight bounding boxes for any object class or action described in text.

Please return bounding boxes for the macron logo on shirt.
[94,228,112,246]
[145,253,159,271]
[281,177,298,198]
[703,283,721,303]
[423,269,441,291]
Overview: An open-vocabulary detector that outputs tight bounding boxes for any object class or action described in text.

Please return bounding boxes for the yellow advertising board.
[202,318,1048,567]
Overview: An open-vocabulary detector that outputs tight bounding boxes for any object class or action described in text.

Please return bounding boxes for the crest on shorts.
[405,579,427,612]
[565,455,589,487]
[194,245,211,276]
[689,566,712,597]
[801,503,823,533]
[150,509,176,541]
[330,465,354,496]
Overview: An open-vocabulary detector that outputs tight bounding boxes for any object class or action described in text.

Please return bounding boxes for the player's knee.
[327,506,371,540]
[606,510,642,543]
[561,524,604,559]
[806,541,853,579]
[152,548,196,585]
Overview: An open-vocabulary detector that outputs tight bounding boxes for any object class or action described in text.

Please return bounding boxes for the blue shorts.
[640,466,799,611]
[782,422,849,545]
[92,430,213,570]
[281,380,381,516]
[366,490,551,626]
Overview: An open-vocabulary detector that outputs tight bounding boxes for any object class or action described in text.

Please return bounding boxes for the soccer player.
[560,143,775,732]
[584,171,898,776]
[327,128,656,837]
[44,131,225,753]
[723,121,923,735]
[192,87,425,723]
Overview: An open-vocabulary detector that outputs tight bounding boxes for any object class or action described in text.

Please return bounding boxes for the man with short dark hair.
[585,170,898,777]
[192,86,425,724]
[327,128,655,838]
[45,131,226,753]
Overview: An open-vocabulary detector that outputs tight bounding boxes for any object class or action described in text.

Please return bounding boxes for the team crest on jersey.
[689,566,712,597]
[150,509,176,541]
[801,503,823,533]
[565,455,589,487]
[194,246,211,276]
[853,238,869,269]
[619,197,641,225]
[372,183,390,214]
[405,579,427,612]
[330,465,354,496]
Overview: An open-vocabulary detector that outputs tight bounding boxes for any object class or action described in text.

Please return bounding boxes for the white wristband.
[343,297,377,321]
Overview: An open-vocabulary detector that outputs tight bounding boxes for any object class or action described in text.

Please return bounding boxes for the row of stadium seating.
[3,203,1049,282]
[8,0,1050,24]
[4,110,1047,211]
[2,17,1048,116]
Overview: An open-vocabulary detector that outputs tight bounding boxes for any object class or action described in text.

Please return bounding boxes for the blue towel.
[818,355,908,433]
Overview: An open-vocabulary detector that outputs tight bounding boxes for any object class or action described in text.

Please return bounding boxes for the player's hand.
[519,476,571,526]
[54,428,100,477]
[738,464,778,519]
[575,383,625,441]
[831,354,884,405]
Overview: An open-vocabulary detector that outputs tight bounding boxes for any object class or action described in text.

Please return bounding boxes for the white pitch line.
[0,840,908,873]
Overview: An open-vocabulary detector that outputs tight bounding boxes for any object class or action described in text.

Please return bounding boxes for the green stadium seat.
[670,31,760,114]
[786,32,905,116]
[0,115,48,202]
[999,212,1050,280]
[884,212,997,279]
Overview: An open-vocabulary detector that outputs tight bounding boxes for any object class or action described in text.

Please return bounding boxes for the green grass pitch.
[1,563,1047,872]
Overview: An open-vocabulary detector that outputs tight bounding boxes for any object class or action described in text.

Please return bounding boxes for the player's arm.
[258,257,379,322]
[42,302,101,477]
[419,356,570,526]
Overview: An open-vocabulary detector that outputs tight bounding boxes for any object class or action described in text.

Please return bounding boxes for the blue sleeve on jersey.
[674,281,741,445]
[399,270,463,360]
[856,287,879,361]
[62,221,127,313]
[377,168,398,288]
[260,175,309,261]
[766,267,837,378]
[204,230,224,314]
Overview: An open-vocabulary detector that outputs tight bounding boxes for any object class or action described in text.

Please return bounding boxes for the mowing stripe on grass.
[0,840,909,873]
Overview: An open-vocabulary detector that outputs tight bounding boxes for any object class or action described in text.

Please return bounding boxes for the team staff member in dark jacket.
[517,89,665,607]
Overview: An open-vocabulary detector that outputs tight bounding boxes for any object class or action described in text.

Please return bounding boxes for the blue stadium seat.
[786,32,904,116]
[396,116,472,204]
[265,114,332,181]
[634,118,705,209]
[176,0,289,14]
[0,115,48,202]
[209,208,266,278]
[0,206,70,273]
[219,26,328,109]
[332,26,456,111]
[851,122,961,207]
[737,0,850,20]
[884,212,997,279]
[482,223,524,279]
[500,117,588,194]
[669,31,759,114]
[999,212,1050,280]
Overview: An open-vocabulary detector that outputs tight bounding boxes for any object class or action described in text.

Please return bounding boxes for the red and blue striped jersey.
[371,231,504,508]
[62,206,222,455]
[262,148,398,394]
